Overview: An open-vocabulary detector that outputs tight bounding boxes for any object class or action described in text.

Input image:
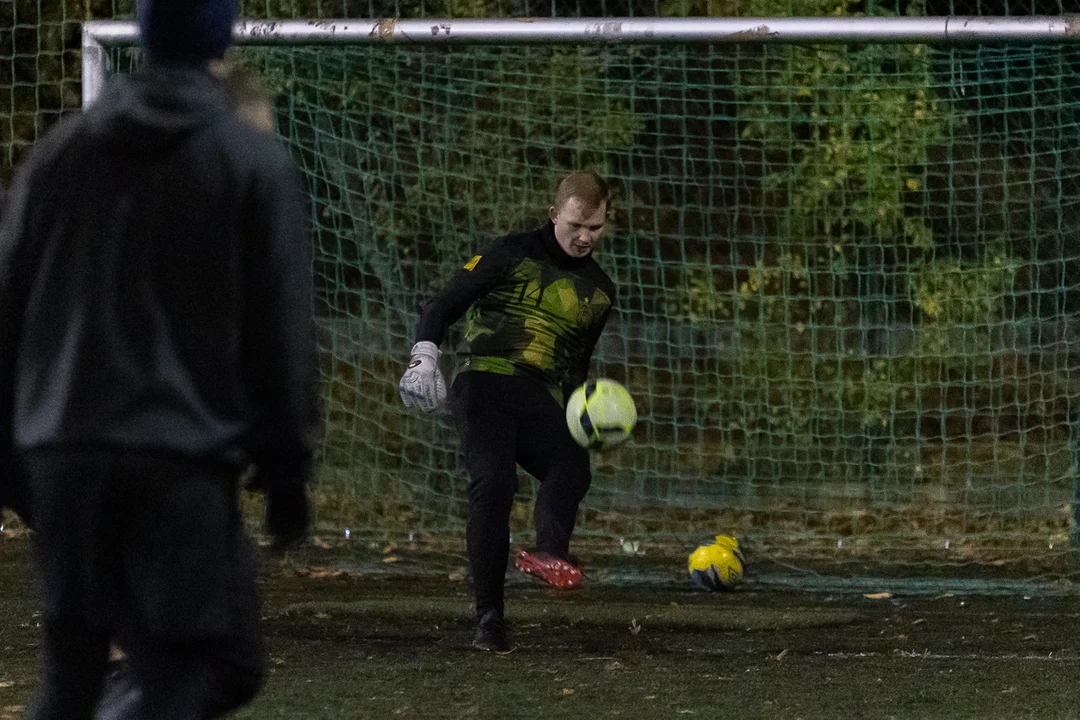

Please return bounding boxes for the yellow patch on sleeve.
[463,255,482,271]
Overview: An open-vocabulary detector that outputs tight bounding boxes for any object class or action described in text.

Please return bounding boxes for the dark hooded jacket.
[0,65,317,486]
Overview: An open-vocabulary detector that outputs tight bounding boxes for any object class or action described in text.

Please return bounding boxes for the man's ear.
[549,205,559,223]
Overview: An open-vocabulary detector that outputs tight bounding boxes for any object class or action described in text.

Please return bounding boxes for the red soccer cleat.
[514,550,582,589]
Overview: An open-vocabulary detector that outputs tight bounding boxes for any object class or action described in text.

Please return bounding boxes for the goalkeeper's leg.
[450,372,520,649]
[517,393,592,560]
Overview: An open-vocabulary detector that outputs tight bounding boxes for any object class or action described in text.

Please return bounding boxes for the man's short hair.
[554,171,610,212]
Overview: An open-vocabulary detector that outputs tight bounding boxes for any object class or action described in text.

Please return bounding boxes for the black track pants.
[21,449,264,720]
[450,371,592,617]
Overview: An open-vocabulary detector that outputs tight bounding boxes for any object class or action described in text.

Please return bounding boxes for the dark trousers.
[450,372,592,617]
[21,448,265,720]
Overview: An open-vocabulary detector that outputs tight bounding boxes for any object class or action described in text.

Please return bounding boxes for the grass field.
[3,536,1080,719]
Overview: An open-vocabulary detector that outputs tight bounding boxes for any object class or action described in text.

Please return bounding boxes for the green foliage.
[670,249,1025,477]
[656,0,741,16]
[11,2,1079,560]
[654,0,992,482]
[910,254,1017,382]
[738,0,947,253]
[270,44,642,309]
[670,255,895,460]
[911,255,1014,325]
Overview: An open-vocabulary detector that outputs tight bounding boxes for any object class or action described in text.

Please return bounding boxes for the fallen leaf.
[0,682,12,689]
[562,688,575,695]
[864,592,892,599]
[383,556,399,563]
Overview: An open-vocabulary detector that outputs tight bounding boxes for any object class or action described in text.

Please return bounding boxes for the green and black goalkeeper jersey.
[415,221,615,403]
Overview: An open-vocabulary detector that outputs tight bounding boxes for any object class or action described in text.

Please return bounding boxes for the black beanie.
[138,0,236,64]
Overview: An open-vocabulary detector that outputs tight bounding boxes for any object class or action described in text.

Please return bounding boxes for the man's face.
[550,197,606,258]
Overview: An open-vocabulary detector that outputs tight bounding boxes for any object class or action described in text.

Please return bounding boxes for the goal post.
[83,17,1080,587]
[82,16,1080,105]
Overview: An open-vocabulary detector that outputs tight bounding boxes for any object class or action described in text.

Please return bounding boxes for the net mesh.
[231,40,1079,576]
[4,0,1076,162]
[6,1,1080,581]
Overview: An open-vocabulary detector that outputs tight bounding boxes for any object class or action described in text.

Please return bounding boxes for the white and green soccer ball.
[566,379,637,450]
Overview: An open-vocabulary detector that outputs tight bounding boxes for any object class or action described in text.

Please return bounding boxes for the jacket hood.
[85,64,232,154]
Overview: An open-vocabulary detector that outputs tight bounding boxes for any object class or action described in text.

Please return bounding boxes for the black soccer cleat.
[471,609,510,653]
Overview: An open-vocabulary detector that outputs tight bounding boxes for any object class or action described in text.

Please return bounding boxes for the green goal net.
[96,37,1080,582]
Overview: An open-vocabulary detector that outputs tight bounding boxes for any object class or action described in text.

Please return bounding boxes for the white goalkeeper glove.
[399,341,447,413]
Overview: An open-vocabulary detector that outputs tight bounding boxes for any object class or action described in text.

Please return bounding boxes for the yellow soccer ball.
[688,535,745,591]
[565,379,637,450]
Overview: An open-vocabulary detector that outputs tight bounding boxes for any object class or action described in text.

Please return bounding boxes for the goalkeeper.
[399,172,616,652]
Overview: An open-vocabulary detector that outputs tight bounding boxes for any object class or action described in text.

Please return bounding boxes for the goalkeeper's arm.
[399,240,515,412]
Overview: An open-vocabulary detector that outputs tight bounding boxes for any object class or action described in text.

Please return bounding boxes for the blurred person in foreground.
[98,55,291,716]
[0,0,318,717]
